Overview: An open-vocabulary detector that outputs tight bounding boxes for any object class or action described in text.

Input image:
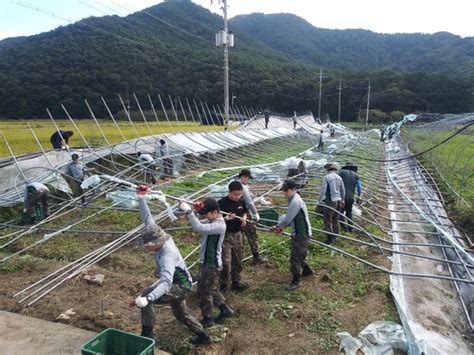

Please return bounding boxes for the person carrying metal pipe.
[270,179,314,291]
[67,153,96,203]
[338,162,362,232]
[23,182,50,224]
[236,169,266,264]
[179,198,234,328]
[137,152,157,184]
[49,130,73,150]
[317,163,345,244]
[218,181,250,292]
[131,185,212,345]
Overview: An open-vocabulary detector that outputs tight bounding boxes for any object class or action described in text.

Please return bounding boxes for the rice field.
[0,120,225,157]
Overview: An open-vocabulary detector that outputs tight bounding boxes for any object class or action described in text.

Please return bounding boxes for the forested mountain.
[231,13,474,77]
[0,0,472,120]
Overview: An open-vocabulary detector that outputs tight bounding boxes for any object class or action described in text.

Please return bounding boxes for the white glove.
[135,296,149,308]
[179,201,191,213]
[254,212,260,222]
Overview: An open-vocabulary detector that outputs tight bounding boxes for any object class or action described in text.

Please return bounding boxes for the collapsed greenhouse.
[0,106,473,354]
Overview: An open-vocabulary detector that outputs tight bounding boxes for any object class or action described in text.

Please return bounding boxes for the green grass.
[402,128,474,237]
[0,119,225,157]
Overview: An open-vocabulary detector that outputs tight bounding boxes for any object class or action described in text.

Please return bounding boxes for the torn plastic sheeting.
[305,159,328,168]
[208,183,228,199]
[106,189,177,221]
[251,166,281,183]
[338,321,408,355]
[352,206,362,217]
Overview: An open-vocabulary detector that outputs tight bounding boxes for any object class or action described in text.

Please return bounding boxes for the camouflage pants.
[243,221,260,255]
[219,231,243,284]
[323,202,340,239]
[25,190,49,218]
[197,265,226,318]
[140,284,204,336]
[290,236,310,279]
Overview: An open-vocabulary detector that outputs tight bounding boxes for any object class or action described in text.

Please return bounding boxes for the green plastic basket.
[81,328,154,355]
[258,208,279,227]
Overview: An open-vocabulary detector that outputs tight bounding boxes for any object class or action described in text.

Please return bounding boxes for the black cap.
[280,179,297,191]
[238,169,253,179]
[197,198,220,215]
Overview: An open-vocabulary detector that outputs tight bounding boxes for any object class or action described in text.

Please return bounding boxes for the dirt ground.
[0,231,397,354]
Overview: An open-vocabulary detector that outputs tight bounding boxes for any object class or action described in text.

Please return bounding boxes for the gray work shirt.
[318,171,345,203]
[138,197,192,302]
[67,161,87,181]
[240,181,258,216]
[187,212,226,268]
[277,192,312,238]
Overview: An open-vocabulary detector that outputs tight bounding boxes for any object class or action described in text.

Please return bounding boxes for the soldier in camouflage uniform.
[132,186,211,345]
[179,198,234,328]
[271,179,314,291]
[236,169,266,264]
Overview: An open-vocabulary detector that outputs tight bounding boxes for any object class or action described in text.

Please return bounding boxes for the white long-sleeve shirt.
[138,154,155,170]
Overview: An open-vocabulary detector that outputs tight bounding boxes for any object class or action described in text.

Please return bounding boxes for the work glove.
[254,212,260,222]
[179,201,192,213]
[356,197,362,205]
[23,208,27,213]
[134,296,149,308]
[270,226,284,234]
[137,184,149,197]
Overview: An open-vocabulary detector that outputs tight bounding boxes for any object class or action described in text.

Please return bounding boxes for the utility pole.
[215,1,233,130]
[318,67,322,121]
[365,81,371,126]
[338,80,342,124]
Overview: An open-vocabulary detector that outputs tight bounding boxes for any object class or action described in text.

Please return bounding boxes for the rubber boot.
[231,281,249,292]
[214,304,234,323]
[324,236,335,245]
[252,253,267,264]
[141,325,154,341]
[301,265,314,277]
[200,316,215,328]
[190,332,212,345]
[286,277,300,291]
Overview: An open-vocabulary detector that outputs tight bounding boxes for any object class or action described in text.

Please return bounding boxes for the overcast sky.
[1,0,473,40]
